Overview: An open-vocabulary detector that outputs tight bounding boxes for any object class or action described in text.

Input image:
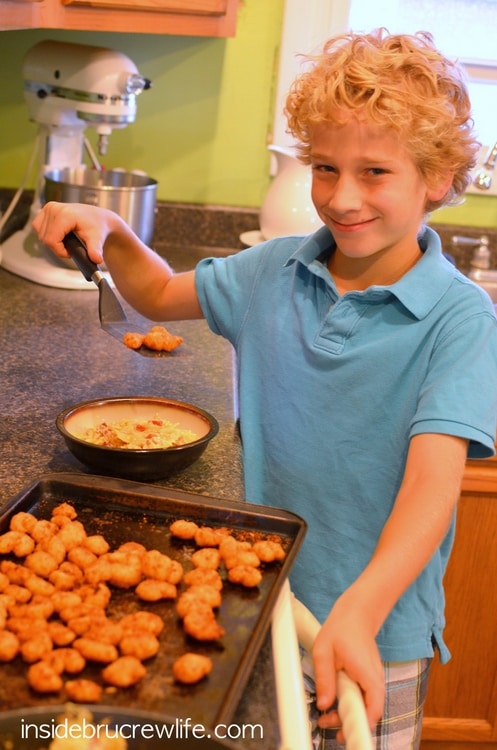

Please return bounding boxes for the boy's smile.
[309,117,449,292]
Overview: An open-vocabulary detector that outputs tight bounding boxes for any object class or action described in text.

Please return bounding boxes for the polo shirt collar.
[286,225,457,320]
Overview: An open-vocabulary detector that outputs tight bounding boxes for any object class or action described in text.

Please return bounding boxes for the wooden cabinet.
[0,0,239,36]
[421,462,497,750]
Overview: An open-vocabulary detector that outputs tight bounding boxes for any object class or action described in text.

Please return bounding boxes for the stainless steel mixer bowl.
[43,167,157,245]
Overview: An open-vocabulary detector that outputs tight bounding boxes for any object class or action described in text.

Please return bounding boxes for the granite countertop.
[0,257,281,749]
[0,260,243,505]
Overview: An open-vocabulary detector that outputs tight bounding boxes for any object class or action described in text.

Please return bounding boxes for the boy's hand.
[32,201,119,265]
[312,592,385,740]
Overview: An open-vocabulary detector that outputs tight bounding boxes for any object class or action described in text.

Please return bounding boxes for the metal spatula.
[63,232,168,358]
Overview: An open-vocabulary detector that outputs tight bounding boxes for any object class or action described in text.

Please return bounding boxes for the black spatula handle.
[63,232,100,282]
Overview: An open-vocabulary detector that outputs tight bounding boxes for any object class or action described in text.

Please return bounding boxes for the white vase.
[259,144,323,240]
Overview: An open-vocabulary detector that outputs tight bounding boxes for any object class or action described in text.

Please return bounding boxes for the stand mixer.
[1,40,151,289]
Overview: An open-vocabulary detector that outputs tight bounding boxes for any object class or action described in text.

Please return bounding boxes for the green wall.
[432,194,497,229]
[1,0,497,227]
[0,0,284,207]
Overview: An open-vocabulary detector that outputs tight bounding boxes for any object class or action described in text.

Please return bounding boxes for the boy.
[33,29,497,749]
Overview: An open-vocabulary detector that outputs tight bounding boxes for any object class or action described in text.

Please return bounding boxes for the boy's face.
[309,117,449,282]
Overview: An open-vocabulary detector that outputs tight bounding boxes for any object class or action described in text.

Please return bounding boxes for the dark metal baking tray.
[0,473,306,728]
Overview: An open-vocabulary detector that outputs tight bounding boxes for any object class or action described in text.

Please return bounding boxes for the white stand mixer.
[0,40,151,289]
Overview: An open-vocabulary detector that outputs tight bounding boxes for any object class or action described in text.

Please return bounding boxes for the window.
[274,0,497,150]
[348,0,497,147]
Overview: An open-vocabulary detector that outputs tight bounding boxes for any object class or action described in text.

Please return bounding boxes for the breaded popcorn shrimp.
[169,519,198,540]
[68,546,98,569]
[46,647,86,675]
[230,549,261,569]
[73,637,118,663]
[101,655,146,687]
[218,536,240,567]
[227,565,263,588]
[176,585,221,619]
[6,616,48,641]
[84,534,110,556]
[85,618,123,645]
[141,549,172,581]
[107,552,142,588]
[56,520,87,551]
[49,561,84,590]
[51,590,83,613]
[25,573,55,597]
[0,630,20,661]
[0,531,35,557]
[51,502,77,521]
[38,535,67,566]
[120,610,164,636]
[1,560,30,585]
[119,631,160,660]
[219,537,259,569]
[65,678,103,703]
[30,519,58,543]
[25,550,58,578]
[117,541,147,557]
[183,567,223,591]
[123,331,145,350]
[27,660,63,693]
[20,596,55,620]
[78,582,111,609]
[191,548,221,570]
[85,558,113,586]
[4,584,31,603]
[252,540,286,563]
[173,652,212,684]
[20,632,53,663]
[167,559,184,585]
[9,511,37,534]
[193,526,230,547]
[182,602,225,641]
[142,325,183,352]
[47,621,76,647]
[135,579,177,602]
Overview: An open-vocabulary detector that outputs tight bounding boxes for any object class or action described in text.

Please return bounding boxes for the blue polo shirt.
[195,226,497,662]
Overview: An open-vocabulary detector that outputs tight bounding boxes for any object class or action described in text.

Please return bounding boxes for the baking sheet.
[0,473,306,728]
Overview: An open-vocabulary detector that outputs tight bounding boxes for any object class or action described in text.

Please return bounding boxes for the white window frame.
[272,0,349,149]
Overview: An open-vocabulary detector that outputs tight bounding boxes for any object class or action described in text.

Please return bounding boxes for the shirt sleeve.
[194,239,286,345]
[410,307,497,458]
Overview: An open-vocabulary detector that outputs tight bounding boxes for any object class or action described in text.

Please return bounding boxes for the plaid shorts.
[303,653,431,750]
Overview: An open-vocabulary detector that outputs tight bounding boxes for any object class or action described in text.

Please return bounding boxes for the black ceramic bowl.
[0,705,239,749]
[56,397,219,481]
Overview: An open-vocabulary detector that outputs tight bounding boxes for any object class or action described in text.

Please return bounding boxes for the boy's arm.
[32,201,203,321]
[313,432,468,734]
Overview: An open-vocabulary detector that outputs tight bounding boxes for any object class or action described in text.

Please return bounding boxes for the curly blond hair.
[284,28,479,211]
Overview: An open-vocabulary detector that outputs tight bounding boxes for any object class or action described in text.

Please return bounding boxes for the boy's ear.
[427,172,454,202]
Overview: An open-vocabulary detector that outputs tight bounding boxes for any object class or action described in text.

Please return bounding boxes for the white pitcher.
[259,144,323,240]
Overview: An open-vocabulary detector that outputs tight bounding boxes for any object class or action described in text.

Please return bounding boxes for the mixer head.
[23,40,151,154]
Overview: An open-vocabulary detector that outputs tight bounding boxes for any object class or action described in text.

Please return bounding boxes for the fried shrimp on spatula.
[124,325,183,352]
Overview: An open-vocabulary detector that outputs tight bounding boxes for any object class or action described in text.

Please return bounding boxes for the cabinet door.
[421,468,497,749]
[62,0,228,13]
[0,0,40,27]
[0,0,238,35]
